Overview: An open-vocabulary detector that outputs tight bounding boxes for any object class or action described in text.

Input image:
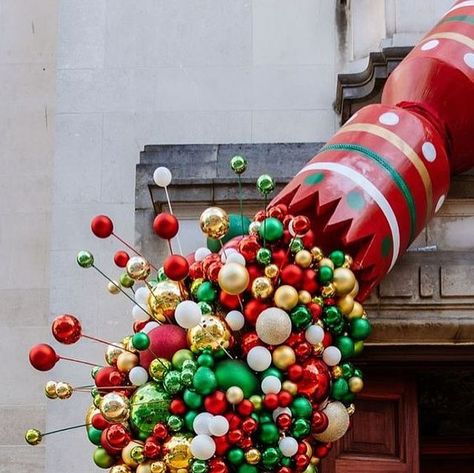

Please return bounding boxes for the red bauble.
[189,261,204,280]
[100,430,123,455]
[282,214,294,228]
[205,391,229,415]
[109,370,126,386]
[322,331,332,348]
[92,413,109,430]
[272,248,289,268]
[170,399,186,416]
[241,332,261,354]
[313,443,331,458]
[139,325,188,369]
[224,412,241,430]
[302,269,318,294]
[95,367,120,387]
[133,320,149,333]
[29,344,59,371]
[51,314,82,344]
[237,400,254,416]
[281,264,303,288]
[263,393,279,410]
[163,254,189,281]
[219,291,240,309]
[214,435,231,455]
[152,423,168,441]
[276,413,292,430]
[228,429,243,444]
[241,417,258,435]
[144,439,161,458]
[238,436,253,449]
[277,390,293,407]
[278,467,292,473]
[287,364,303,381]
[153,212,179,240]
[244,300,268,326]
[295,453,310,469]
[302,230,315,248]
[253,210,266,222]
[91,215,113,238]
[114,250,130,268]
[291,216,311,235]
[209,458,228,473]
[105,424,131,448]
[294,342,312,360]
[309,302,322,321]
[296,358,331,402]
[202,254,220,275]
[207,261,222,282]
[311,411,329,434]
[268,205,285,220]
[238,236,261,262]
[297,443,307,454]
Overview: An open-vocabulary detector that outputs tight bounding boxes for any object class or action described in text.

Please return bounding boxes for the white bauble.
[208,415,229,436]
[134,286,150,305]
[279,436,298,457]
[255,307,292,345]
[153,167,172,187]
[322,346,342,366]
[314,401,350,442]
[305,325,325,344]
[272,407,292,422]
[247,346,272,372]
[193,412,213,435]
[225,310,245,331]
[141,321,159,333]
[132,304,149,323]
[175,300,201,329]
[129,366,148,386]
[190,435,216,460]
[225,252,246,266]
[195,247,212,262]
[261,375,282,394]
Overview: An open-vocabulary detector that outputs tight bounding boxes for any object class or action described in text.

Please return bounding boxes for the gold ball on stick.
[218,263,249,295]
[313,401,350,443]
[105,343,125,365]
[298,290,312,305]
[187,315,231,353]
[319,257,334,270]
[44,380,58,399]
[126,256,151,281]
[311,247,324,262]
[55,382,73,399]
[149,358,172,381]
[110,466,133,473]
[100,392,130,423]
[148,280,183,322]
[25,428,42,446]
[245,449,261,464]
[252,276,274,299]
[274,285,299,311]
[282,381,297,395]
[199,207,230,239]
[107,281,121,294]
[264,264,279,279]
[333,267,356,296]
[150,461,166,473]
[272,345,296,370]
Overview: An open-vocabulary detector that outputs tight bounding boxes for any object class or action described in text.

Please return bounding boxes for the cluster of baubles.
[27,162,371,473]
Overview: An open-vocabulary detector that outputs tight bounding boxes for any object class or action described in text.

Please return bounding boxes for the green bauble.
[353,368,363,379]
[182,359,197,372]
[93,447,114,468]
[258,413,273,425]
[262,447,281,467]
[259,217,284,242]
[168,415,184,431]
[183,389,203,409]
[336,336,355,359]
[215,360,259,397]
[353,341,365,356]
[197,353,214,368]
[318,265,333,283]
[259,422,279,444]
[256,174,276,196]
[329,250,345,267]
[350,318,372,341]
[77,250,94,268]
[290,305,312,329]
[342,391,356,405]
[130,382,170,438]
[192,366,217,395]
[228,447,245,465]
[157,266,168,281]
[323,306,343,328]
[256,247,272,265]
[261,367,283,380]
[331,378,349,401]
[230,155,248,175]
[289,238,304,253]
[132,332,150,351]
[239,465,258,473]
[181,369,195,386]
[291,396,313,419]
[198,301,213,315]
[184,410,198,431]
[191,459,209,473]
[87,426,102,446]
[120,272,135,288]
[164,370,182,394]
[172,349,194,370]
[341,362,355,379]
[196,281,217,303]
[281,457,292,467]
[207,214,251,252]
[292,418,311,439]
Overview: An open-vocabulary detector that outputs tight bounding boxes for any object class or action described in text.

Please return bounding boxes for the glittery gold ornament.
[245,449,261,464]
[226,386,244,404]
[310,247,324,262]
[348,376,364,393]
[333,267,356,296]
[126,256,151,281]
[282,380,297,395]
[272,345,296,370]
[151,461,166,473]
[313,401,350,442]
[25,428,42,445]
[105,343,125,365]
[295,250,312,268]
[100,392,130,423]
[346,404,356,416]
[149,358,171,381]
[331,366,343,379]
[190,278,204,298]
[313,343,324,355]
[343,254,353,268]
[117,352,139,373]
[131,445,146,463]
[274,285,299,311]
[110,465,133,473]
[298,290,312,305]
[255,307,292,345]
[251,276,274,299]
[321,283,336,298]
[187,314,231,353]
[163,434,192,470]
[347,301,364,319]
[319,257,334,270]
[199,207,230,240]
[148,280,183,322]
[122,440,144,467]
[44,380,58,399]
[218,263,249,295]
[122,335,135,352]
[264,264,279,279]
[56,381,73,399]
[337,294,355,315]
[107,281,121,294]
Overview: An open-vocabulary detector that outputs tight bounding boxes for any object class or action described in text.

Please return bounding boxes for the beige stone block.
[0,405,45,445]
[0,289,48,327]
[0,445,45,473]
[441,265,474,297]
[379,265,417,298]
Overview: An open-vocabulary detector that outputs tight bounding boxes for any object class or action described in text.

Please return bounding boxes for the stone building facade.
[1,1,470,472]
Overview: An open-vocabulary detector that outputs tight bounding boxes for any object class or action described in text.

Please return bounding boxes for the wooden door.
[322,371,419,473]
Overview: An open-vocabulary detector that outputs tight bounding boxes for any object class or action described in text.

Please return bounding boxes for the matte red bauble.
[280,264,303,288]
[114,250,130,268]
[28,344,59,371]
[163,254,189,281]
[91,215,113,238]
[153,212,179,240]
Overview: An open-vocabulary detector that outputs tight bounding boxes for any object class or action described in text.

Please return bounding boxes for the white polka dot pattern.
[422,142,437,162]
[378,112,400,126]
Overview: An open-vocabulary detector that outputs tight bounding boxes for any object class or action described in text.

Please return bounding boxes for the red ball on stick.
[114,250,130,268]
[153,213,179,240]
[51,314,82,344]
[163,254,189,281]
[91,215,114,238]
[29,344,59,371]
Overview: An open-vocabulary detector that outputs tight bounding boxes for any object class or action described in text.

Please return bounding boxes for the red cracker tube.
[271,0,474,300]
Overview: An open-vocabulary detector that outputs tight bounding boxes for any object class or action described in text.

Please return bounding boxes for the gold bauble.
[310,457,321,466]
[347,301,364,319]
[163,434,192,470]
[55,382,73,399]
[117,352,139,373]
[298,290,312,305]
[122,440,144,467]
[342,254,353,268]
[348,376,364,393]
[252,276,274,299]
[100,392,130,423]
[337,294,355,315]
[310,247,324,262]
[148,280,183,322]
[321,283,336,298]
[248,221,261,235]
[349,280,359,298]
[226,386,244,404]
[313,401,350,443]
[110,466,133,473]
[303,440,313,458]
[295,250,312,268]
[245,449,261,464]
[282,380,297,396]
[333,267,356,296]
[151,461,166,473]
[319,257,334,270]
[137,461,153,473]
[331,366,343,379]
[85,404,99,432]
[199,207,230,239]
[105,343,125,365]
[25,428,42,446]
[126,256,151,281]
[274,285,299,311]
[190,278,204,298]
[313,342,324,355]
[44,380,58,399]
[264,264,279,279]
[122,335,136,352]
[187,314,231,353]
[149,358,171,381]
[346,403,356,416]
[272,345,296,370]
[107,281,121,294]
[218,263,249,295]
